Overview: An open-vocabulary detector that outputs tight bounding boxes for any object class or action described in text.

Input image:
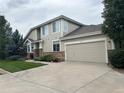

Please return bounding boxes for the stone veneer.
[39,49,43,57]
[27,50,65,60]
[43,51,65,60]
[33,49,39,58]
[27,53,33,59]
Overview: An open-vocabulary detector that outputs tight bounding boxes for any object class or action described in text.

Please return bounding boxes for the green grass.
[0,60,45,73]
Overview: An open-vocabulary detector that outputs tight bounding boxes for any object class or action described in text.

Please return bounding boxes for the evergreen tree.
[0,15,26,59]
[5,23,13,57]
[10,29,25,56]
[102,0,124,49]
[0,15,12,59]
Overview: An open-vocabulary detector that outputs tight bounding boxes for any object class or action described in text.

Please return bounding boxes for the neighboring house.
[24,15,115,63]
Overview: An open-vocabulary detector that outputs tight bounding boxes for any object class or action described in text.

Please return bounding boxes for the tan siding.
[68,22,79,33]
[40,19,80,52]
[41,23,61,52]
[27,19,81,52]
[28,29,37,40]
[62,19,80,35]
[61,35,107,51]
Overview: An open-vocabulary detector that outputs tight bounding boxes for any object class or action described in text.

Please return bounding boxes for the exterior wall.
[40,19,80,52]
[43,51,65,60]
[41,23,61,52]
[27,53,33,59]
[68,21,80,34]
[61,19,80,36]
[26,19,81,55]
[39,49,43,57]
[28,29,37,40]
[61,34,113,52]
[33,49,39,57]
[106,37,115,50]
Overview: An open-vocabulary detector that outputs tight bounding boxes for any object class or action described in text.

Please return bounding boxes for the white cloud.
[0,0,104,36]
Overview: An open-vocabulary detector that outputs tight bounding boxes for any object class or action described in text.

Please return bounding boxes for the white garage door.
[65,41,107,63]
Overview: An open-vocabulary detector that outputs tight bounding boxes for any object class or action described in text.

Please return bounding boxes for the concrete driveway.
[0,62,124,93]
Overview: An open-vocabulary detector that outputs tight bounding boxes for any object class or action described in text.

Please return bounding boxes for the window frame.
[63,21,69,32]
[52,40,61,52]
[27,44,30,53]
[52,21,60,33]
[42,25,49,36]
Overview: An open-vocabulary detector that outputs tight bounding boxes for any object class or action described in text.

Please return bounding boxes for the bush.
[34,57,41,61]
[109,50,124,68]
[34,55,60,62]
[18,58,25,61]
[41,55,55,62]
[52,57,59,62]
[7,55,22,61]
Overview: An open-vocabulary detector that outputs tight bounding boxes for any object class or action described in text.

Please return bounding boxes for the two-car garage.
[61,25,114,64]
[64,38,108,63]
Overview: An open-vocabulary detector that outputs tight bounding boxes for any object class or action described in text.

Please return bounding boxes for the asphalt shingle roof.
[63,24,102,37]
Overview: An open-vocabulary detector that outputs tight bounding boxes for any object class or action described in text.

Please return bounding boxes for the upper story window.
[42,25,48,36]
[53,40,60,52]
[37,28,41,40]
[63,21,68,32]
[53,21,60,32]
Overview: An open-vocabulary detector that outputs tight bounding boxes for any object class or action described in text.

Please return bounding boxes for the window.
[63,21,68,32]
[27,44,33,53]
[53,41,60,51]
[31,44,34,51]
[27,45,30,52]
[42,25,48,36]
[53,21,60,32]
[37,28,41,40]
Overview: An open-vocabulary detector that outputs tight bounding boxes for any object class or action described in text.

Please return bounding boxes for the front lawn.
[0,60,45,73]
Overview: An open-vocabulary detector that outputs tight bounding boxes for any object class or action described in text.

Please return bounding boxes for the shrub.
[7,55,22,61]
[109,49,124,68]
[34,57,41,61]
[41,55,55,62]
[18,58,25,61]
[34,55,61,62]
[53,57,61,62]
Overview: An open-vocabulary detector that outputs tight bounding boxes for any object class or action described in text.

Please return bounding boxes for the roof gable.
[31,15,83,30]
[24,15,83,41]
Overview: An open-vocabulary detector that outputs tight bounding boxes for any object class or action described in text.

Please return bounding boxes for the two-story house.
[24,15,115,63]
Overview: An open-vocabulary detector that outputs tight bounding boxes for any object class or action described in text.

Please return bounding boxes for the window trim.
[27,43,33,53]
[63,21,69,32]
[42,25,49,36]
[27,44,30,53]
[52,21,61,33]
[52,39,61,52]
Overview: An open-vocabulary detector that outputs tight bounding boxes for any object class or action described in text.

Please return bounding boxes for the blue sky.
[0,0,104,36]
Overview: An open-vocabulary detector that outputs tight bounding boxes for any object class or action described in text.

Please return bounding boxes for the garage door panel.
[66,41,106,63]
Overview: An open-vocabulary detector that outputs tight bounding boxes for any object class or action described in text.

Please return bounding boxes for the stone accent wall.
[27,50,65,60]
[33,49,39,57]
[39,49,43,57]
[27,53,33,59]
[33,49,43,58]
[43,51,65,60]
